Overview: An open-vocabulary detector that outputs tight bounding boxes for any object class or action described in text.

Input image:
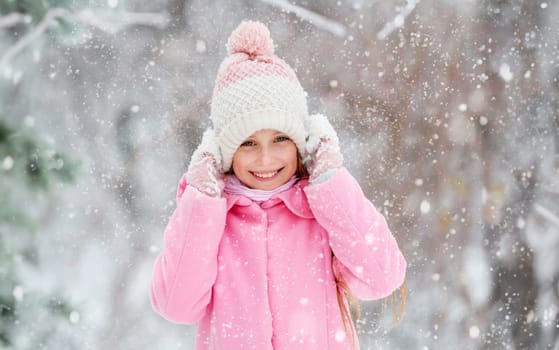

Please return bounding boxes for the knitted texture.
[185,128,224,197]
[303,114,343,183]
[210,20,309,171]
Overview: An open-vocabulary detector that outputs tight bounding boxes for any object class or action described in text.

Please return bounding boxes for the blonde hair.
[335,270,407,349]
[335,275,361,349]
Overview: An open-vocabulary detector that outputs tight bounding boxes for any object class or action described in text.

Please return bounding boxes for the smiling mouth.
[251,168,283,179]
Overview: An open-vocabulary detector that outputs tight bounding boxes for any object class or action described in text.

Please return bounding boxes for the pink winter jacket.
[150,168,406,349]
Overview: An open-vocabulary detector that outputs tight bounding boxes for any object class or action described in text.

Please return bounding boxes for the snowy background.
[1,0,558,349]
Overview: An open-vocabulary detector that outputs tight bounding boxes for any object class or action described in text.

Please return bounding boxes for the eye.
[274,135,291,143]
[240,140,255,147]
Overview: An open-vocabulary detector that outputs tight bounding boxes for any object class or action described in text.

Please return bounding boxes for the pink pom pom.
[226,21,274,57]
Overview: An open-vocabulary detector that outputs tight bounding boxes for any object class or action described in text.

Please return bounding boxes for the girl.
[150,21,406,349]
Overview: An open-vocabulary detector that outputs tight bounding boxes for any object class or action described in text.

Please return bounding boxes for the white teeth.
[253,171,278,179]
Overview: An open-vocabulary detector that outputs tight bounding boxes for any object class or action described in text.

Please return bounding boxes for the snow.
[335,329,346,342]
[1,0,559,349]
[499,63,513,82]
[420,200,431,214]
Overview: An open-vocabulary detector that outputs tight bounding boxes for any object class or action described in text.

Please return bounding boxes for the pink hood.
[150,168,406,349]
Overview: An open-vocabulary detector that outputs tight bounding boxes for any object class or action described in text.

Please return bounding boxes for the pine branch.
[259,0,347,37]
[0,7,170,70]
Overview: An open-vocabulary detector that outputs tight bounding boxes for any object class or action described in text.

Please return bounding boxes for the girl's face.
[232,129,298,190]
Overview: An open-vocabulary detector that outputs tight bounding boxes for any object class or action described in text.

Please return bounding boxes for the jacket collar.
[226,179,314,219]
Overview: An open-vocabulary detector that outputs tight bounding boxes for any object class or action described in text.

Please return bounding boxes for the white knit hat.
[210,20,309,172]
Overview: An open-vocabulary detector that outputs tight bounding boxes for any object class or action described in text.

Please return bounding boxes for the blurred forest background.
[1,0,558,349]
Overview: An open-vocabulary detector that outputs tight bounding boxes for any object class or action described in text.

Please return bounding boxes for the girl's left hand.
[185,128,224,197]
[304,114,343,183]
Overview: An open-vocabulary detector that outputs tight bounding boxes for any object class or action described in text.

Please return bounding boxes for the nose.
[256,146,274,165]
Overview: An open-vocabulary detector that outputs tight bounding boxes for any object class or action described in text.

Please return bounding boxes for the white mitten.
[303,114,343,183]
[185,128,224,197]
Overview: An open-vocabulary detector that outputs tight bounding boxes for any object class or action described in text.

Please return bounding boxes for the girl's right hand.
[185,128,224,197]
[304,114,343,183]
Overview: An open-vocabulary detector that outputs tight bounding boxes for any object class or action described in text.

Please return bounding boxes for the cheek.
[232,152,246,173]
[284,146,299,168]
[232,150,260,172]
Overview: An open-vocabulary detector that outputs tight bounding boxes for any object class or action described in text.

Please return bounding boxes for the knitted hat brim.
[218,109,307,172]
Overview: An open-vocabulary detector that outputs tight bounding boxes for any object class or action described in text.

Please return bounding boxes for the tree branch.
[534,203,559,228]
[259,0,347,37]
[0,7,170,70]
[377,0,421,40]
[74,9,170,34]
[0,12,32,28]
[542,186,559,197]
[0,8,69,70]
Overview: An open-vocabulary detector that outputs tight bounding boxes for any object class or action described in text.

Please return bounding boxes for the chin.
[251,181,283,191]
